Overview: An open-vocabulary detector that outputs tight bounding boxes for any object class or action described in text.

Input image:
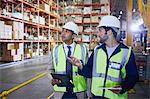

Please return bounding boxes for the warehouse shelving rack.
[61,1,110,50]
[0,0,63,62]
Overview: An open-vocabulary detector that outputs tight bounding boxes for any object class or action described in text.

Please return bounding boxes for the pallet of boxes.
[0,20,24,62]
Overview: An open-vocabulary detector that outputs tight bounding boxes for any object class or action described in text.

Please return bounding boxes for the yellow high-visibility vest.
[91,46,131,99]
[52,44,88,92]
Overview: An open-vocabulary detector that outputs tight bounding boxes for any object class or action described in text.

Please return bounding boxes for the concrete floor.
[0,56,53,99]
[0,56,149,99]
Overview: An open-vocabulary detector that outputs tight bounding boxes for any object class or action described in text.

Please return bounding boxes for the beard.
[99,34,109,43]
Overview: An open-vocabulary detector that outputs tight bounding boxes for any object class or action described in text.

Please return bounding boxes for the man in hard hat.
[51,21,88,99]
[68,16,139,99]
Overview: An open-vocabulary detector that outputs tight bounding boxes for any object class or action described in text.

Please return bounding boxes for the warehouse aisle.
[0,56,53,99]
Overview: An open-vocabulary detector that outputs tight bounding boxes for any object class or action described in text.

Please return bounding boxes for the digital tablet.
[51,73,70,87]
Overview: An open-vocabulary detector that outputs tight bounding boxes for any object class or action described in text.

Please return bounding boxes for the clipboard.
[51,73,70,87]
[98,87,122,90]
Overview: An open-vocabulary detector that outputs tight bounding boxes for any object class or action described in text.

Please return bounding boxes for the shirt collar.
[97,43,128,56]
[63,42,75,49]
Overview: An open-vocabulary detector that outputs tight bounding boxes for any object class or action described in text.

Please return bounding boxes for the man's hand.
[51,79,61,85]
[109,85,122,94]
[67,56,83,69]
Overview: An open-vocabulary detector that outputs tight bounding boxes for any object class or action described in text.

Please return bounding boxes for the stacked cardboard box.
[91,16,99,22]
[0,21,13,39]
[24,48,32,59]
[101,6,110,13]
[39,16,45,25]
[1,43,23,61]
[31,16,45,25]
[32,16,39,23]
[100,0,109,4]
[50,19,56,27]
[82,35,90,41]
[75,17,82,23]
[74,8,82,14]
[39,3,50,12]
[23,13,30,21]
[79,26,83,32]
[84,0,92,4]
[4,25,12,39]
[83,7,92,14]
[0,21,5,39]
[12,12,23,19]
[13,22,24,39]
[83,18,91,23]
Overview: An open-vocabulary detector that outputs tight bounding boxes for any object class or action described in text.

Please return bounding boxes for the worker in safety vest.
[68,15,139,99]
[51,21,89,99]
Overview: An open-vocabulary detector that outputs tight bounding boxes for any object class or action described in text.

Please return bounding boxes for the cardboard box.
[9,55,21,61]
[79,26,83,32]
[13,22,19,39]
[83,7,92,14]
[17,49,23,55]
[101,6,110,13]
[92,10,100,14]
[50,19,55,26]
[4,25,12,39]
[12,13,23,19]
[2,54,21,61]
[26,53,31,58]
[74,8,82,14]
[23,13,30,21]
[100,0,109,4]
[25,48,30,54]
[5,21,13,25]
[2,49,16,56]
[12,22,24,39]
[7,43,15,50]
[83,18,91,23]
[39,3,50,12]
[75,17,82,23]
[39,17,45,25]
[18,23,24,39]
[82,35,90,41]
[91,16,99,22]
[32,16,39,23]
[84,0,92,4]
[0,21,5,39]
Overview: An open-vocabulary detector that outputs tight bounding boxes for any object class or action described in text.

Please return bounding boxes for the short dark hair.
[102,26,118,38]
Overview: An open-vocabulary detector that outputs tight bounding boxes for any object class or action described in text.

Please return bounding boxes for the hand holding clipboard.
[51,73,70,87]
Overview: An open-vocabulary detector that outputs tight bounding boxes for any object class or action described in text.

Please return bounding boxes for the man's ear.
[72,34,77,39]
[106,29,112,36]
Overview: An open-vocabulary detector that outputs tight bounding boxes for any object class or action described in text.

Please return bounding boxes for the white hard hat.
[98,15,120,28]
[63,21,79,35]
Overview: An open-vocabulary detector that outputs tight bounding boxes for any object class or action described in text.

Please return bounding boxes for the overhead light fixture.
[133,9,136,12]
[120,11,123,14]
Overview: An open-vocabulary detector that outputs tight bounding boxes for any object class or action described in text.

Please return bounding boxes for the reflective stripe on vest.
[54,44,86,67]
[92,48,131,82]
[91,47,131,99]
[52,44,87,92]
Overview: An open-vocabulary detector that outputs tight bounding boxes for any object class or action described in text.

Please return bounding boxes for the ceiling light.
[120,11,123,14]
